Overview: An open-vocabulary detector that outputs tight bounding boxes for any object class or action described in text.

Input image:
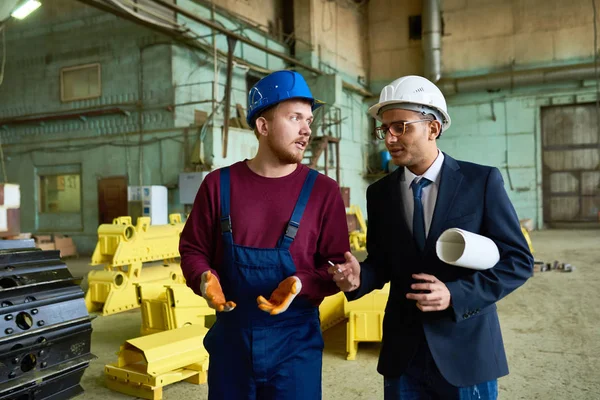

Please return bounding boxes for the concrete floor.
[69,229,600,399]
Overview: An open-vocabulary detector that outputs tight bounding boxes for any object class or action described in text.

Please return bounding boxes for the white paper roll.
[436,228,500,270]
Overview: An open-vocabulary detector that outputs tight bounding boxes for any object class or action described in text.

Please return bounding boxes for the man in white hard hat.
[329,75,533,399]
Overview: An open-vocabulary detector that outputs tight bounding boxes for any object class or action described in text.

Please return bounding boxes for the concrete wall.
[211,0,279,33]
[442,0,599,76]
[443,82,600,229]
[368,0,424,89]
[313,0,369,84]
[294,0,369,87]
[368,0,600,85]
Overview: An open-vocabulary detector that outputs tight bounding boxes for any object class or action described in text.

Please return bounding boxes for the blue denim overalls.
[203,167,324,400]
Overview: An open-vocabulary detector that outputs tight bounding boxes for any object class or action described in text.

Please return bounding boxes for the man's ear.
[255,116,269,137]
[429,120,441,140]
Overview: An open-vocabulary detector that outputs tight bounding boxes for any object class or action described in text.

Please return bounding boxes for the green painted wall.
[442,81,600,229]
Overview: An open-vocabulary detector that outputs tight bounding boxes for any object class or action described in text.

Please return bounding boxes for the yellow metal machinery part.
[347,205,367,252]
[137,282,214,336]
[344,283,389,360]
[319,292,346,331]
[319,283,390,360]
[105,325,209,400]
[521,226,535,254]
[85,214,186,316]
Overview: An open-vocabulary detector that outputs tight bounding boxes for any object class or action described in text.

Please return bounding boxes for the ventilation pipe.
[422,0,442,83]
[438,63,600,95]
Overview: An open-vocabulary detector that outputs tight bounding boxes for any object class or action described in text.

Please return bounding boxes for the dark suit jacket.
[348,152,533,387]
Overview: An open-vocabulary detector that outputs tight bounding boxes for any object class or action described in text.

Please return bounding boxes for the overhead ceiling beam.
[150,0,372,97]
[76,0,373,97]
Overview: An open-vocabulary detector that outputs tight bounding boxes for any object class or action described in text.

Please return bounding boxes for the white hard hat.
[368,75,451,132]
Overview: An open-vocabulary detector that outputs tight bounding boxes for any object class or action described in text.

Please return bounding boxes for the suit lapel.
[425,153,463,252]
[386,167,411,238]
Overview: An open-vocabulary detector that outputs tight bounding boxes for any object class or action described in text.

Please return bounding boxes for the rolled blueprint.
[436,228,500,270]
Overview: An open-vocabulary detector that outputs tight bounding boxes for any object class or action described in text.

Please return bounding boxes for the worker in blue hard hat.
[179,70,350,399]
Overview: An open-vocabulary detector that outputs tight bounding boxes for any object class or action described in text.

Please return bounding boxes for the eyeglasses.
[374,119,434,140]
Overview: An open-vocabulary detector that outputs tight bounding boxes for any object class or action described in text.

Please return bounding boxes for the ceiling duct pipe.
[438,63,600,95]
[422,0,442,82]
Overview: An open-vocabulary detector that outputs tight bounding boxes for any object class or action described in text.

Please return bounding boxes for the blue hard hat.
[246,70,324,129]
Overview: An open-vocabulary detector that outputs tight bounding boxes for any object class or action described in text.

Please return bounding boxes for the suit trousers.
[384,338,498,400]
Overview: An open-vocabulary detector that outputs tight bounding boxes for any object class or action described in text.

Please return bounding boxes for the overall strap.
[219,168,233,246]
[279,169,319,250]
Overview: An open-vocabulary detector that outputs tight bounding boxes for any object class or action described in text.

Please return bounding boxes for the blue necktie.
[411,177,432,251]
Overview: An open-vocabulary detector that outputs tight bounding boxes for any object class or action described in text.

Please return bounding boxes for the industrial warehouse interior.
[0,0,599,399]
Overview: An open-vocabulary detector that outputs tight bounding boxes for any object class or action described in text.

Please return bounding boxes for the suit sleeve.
[345,184,391,301]
[445,167,534,322]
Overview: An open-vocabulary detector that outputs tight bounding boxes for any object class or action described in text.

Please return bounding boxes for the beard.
[267,135,304,164]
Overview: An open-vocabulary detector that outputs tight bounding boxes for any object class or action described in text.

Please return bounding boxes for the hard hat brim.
[368,100,451,131]
[248,97,325,129]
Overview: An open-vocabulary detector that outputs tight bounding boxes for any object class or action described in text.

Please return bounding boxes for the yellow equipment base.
[344,283,389,360]
[318,283,390,360]
[105,362,207,400]
[104,325,209,399]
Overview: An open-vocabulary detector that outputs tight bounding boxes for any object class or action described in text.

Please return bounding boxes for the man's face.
[261,100,313,164]
[381,108,436,168]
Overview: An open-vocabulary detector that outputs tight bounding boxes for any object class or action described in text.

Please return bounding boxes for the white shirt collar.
[401,150,445,185]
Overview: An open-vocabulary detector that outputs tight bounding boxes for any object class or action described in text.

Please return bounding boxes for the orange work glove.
[200,271,236,312]
[257,276,302,315]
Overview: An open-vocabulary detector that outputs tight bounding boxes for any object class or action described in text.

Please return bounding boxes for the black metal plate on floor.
[0,250,74,292]
[0,247,94,398]
[0,286,88,341]
[0,319,92,384]
[0,357,92,400]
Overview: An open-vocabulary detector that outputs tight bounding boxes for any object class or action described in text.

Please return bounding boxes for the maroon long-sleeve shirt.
[179,161,350,305]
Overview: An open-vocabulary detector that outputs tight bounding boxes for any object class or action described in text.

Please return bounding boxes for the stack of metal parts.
[0,239,95,400]
[85,214,185,316]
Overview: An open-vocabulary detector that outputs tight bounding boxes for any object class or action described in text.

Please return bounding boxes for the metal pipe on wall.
[422,0,442,83]
[222,37,237,158]
[438,63,600,95]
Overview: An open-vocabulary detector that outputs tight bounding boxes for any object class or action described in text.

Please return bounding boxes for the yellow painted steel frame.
[85,214,186,316]
[521,226,535,254]
[86,262,184,315]
[91,214,184,267]
[347,205,367,252]
[104,325,209,400]
[319,292,346,331]
[344,283,389,360]
[318,283,390,360]
[137,282,214,336]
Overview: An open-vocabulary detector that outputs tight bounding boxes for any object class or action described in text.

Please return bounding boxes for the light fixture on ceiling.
[11,0,41,20]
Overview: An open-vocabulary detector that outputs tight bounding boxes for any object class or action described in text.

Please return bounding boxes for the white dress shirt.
[401,150,445,238]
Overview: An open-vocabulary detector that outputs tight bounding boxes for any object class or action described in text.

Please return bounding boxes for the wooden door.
[541,104,600,227]
[98,176,128,225]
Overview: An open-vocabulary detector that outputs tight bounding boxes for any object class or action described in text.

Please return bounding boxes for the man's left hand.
[257,276,302,315]
[406,273,451,312]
